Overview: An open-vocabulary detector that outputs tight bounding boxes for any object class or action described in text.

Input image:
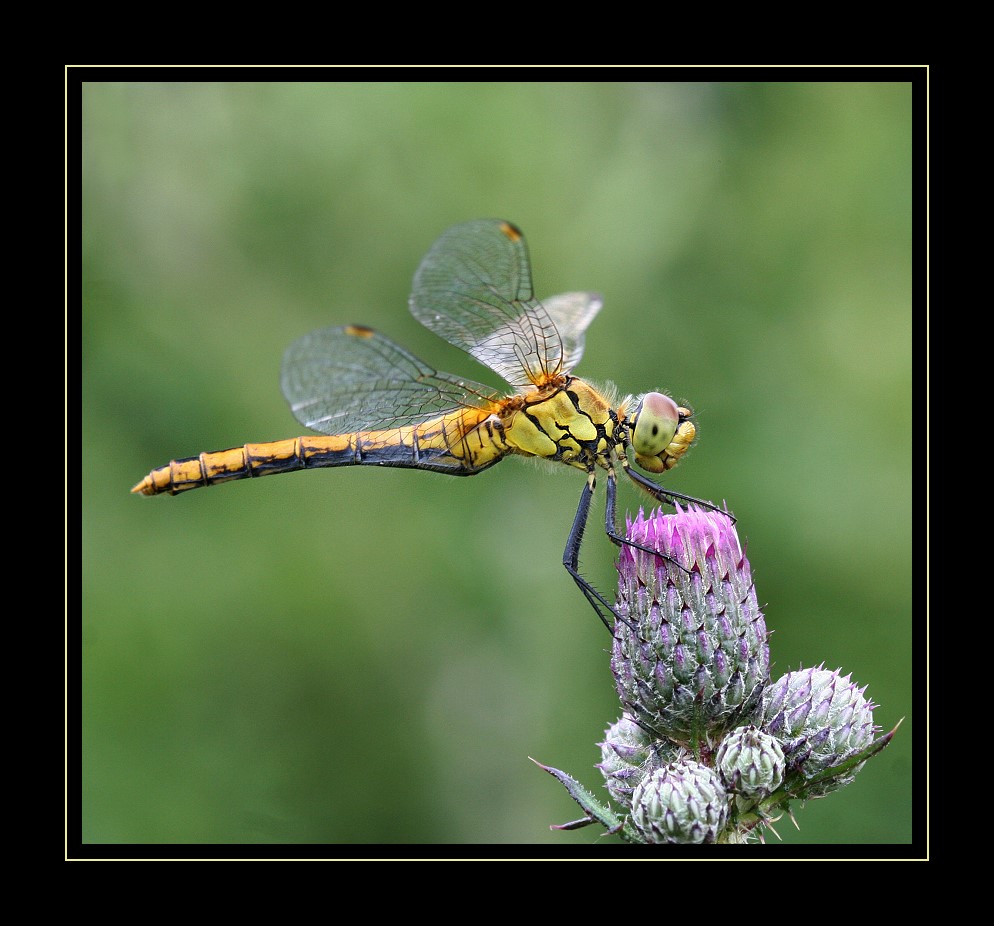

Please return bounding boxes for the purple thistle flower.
[611,506,771,747]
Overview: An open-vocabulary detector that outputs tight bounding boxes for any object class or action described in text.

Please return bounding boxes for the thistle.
[597,714,684,807]
[538,505,897,843]
[631,759,729,844]
[610,506,770,748]
[716,724,785,809]
[760,666,878,798]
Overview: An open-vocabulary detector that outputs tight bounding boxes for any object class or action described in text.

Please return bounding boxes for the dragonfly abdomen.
[132,411,510,496]
[131,438,319,496]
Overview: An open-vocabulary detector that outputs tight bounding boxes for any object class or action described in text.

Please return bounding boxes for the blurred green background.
[81,81,913,848]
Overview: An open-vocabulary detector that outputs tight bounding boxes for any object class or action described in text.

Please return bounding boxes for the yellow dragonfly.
[132,219,702,628]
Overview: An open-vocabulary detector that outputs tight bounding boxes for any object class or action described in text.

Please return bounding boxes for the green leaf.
[531,758,624,833]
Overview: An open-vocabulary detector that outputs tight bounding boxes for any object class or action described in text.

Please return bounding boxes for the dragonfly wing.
[540,291,603,374]
[281,325,502,435]
[410,219,566,389]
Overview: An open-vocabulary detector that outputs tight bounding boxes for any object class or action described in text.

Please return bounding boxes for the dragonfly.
[132,219,705,629]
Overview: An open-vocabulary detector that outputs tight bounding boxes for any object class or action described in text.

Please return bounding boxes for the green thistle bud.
[715,724,785,800]
[631,759,729,844]
[597,714,684,808]
[761,666,877,797]
[611,506,770,745]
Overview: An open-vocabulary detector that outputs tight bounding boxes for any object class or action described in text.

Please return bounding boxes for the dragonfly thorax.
[498,376,620,472]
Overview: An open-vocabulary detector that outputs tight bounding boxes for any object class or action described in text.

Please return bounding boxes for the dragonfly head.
[629,392,696,474]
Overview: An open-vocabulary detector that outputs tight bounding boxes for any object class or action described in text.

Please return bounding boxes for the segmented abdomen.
[132,409,507,496]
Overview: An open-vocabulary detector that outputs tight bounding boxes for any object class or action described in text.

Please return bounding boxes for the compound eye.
[631,392,679,457]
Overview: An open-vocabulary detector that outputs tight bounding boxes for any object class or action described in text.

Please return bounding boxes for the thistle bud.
[761,666,877,797]
[631,759,729,844]
[597,713,683,808]
[611,506,770,745]
[715,724,785,800]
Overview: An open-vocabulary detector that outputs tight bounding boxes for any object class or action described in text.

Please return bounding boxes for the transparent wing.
[410,219,589,389]
[540,291,603,374]
[280,325,502,435]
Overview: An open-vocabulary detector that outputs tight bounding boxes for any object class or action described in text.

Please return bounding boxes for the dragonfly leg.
[606,466,696,576]
[621,462,734,522]
[563,472,628,633]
